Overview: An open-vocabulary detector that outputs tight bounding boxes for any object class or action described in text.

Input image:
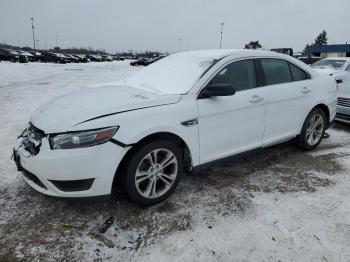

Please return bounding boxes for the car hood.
[31,85,182,133]
[313,68,340,76]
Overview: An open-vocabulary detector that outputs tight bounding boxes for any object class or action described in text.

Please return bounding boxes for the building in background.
[307,44,350,58]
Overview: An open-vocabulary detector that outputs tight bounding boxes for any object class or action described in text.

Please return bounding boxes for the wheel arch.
[298,103,330,135]
[314,103,330,127]
[111,131,193,196]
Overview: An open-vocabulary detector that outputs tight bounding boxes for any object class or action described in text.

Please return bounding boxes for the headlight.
[49,126,119,149]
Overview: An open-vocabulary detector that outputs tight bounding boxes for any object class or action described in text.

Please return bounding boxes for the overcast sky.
[0,0,349,53]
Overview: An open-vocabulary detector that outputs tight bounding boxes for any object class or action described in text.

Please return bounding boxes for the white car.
[13,49,337,205]
[311,58,350,123]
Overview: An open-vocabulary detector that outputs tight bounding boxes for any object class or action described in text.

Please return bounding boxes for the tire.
[295,107,327,150]
[119,140,183,206]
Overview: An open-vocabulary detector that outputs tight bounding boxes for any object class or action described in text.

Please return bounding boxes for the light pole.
[55,35,58,48]
[36,39,39,50]
[219,22,224,49]
[179,38,182,52]
[30,18,36,49]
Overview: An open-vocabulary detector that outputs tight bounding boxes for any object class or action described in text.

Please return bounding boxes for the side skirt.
[191,147,263,174]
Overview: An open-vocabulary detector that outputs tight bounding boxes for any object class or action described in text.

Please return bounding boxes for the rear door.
[260,58,313,146]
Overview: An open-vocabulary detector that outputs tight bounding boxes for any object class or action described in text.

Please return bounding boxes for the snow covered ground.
[1,61,350,262]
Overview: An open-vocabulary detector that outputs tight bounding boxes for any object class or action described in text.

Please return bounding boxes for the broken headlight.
[49,126,119,149]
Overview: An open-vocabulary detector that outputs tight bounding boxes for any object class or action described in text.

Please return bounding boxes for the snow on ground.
[1,61,350,262]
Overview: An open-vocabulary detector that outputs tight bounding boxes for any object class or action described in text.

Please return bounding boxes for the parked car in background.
[73,54,89,63]
[114,56,125,61]
[0,49,28,63]
[130,57,150,66]
[13,49,337,205]
[18,51,34,62]
[29,51,45,62]
[86,54,102,62]
[65,54,79,63]
[102,55,113,62]
[298,56,322,65]
[41,52,71,63]
[311,57,350,123]
[148,56,164,64]
[0,48,19,62]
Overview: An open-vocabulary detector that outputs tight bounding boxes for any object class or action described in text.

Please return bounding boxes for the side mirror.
[198,84,236,99]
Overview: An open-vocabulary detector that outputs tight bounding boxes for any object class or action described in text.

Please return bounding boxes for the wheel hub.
[135,148,178,199]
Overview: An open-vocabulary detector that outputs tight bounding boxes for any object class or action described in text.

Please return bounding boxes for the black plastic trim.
[109,138,134,148]
[50,178,95,192]
[192,147,262,174]
[22,169,47,189]
[336,113,350,121]
[45,194,111,202]
[254,59,266,87]
[181,118,198,127]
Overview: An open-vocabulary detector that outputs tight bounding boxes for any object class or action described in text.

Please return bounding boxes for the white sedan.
[13,49,337,205]
[311,57,350,123]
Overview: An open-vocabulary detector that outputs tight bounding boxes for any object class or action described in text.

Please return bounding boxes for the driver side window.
[209,60,257,92]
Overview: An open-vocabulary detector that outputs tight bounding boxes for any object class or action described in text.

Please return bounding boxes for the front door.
[197,59,266,164]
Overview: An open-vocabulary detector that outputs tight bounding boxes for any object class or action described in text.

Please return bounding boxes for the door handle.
[301,87,311,94]
[250,95,264,103]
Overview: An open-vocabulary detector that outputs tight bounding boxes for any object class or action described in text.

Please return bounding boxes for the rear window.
[261,59,292,85]
[289,63,309,81]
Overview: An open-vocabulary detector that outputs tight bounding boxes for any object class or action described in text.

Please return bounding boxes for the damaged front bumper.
[13,123,128,198]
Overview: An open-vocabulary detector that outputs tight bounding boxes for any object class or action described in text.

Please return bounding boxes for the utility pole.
[36,39,39,50]
[219,22,224,49]
[179,38,182,52]
[30,17,36,49]
[55,35,58,48]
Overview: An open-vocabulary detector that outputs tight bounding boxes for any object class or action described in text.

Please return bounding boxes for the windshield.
[120,53,217,95]
[311,59,346,70]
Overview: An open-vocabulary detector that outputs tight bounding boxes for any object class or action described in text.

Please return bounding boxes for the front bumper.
[14,136,128,198]
[336,97,350,124]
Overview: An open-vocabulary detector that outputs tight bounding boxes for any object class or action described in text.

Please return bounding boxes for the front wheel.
[296,108,327,150]
[120,140,183,205]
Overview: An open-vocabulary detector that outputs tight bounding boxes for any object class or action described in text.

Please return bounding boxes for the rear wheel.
[119,140,183,205]
[296,108,327,150]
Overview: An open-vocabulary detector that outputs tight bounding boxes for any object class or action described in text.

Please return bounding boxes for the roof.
[308,44,350,53]
[176,49,273,60]
[120,49,291,95]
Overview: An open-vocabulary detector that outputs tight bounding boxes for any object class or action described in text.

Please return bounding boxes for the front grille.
[49,178,95,192]
[338,97,350,108]
[336,113,350,121]
[22,169,47,189]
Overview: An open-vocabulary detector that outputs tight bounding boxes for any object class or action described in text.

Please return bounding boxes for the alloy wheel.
[306,113,324,146]
[134,148,178,199]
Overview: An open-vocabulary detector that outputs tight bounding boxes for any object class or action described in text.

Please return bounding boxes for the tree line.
[243,30,329,55]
